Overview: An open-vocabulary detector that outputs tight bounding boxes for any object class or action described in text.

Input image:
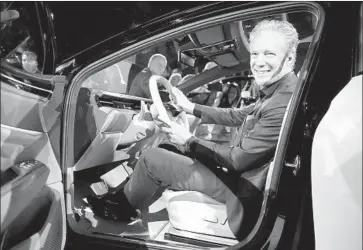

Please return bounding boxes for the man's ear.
[286,52,295,67]
[288,49,296,63]
[287,52,294,61]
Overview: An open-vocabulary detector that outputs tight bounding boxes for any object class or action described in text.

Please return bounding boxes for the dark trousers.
[123,147,262,240]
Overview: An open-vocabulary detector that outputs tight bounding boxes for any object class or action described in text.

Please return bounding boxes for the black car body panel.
[269,3,361,249]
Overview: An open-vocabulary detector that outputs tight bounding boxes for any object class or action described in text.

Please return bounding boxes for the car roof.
[47,2,359,74]
[46,2,223,65]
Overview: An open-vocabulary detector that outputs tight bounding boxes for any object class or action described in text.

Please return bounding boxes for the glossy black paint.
[272,3,360,249]
[45,1,262,72]
[46,2,214,64]
[21,1,360,249]
[35,2,56,74]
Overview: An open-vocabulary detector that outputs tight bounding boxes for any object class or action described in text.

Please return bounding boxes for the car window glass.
[0,1,45,74]
[83,63,127,94]
[83,10,316,106]
[83,41,179,95]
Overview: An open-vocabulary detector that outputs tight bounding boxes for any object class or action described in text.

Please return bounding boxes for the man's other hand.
[169,87,195,114]
[159,120,193,146]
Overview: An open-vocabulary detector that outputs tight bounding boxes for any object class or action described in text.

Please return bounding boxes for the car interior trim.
[1,60,57,88]
[99,90,153,103]
[1,73,53,96]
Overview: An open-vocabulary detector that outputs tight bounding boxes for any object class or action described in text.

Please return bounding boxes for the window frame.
[354,2,363,75]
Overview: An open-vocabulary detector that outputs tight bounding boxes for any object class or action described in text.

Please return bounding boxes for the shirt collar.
[259,72,293,98]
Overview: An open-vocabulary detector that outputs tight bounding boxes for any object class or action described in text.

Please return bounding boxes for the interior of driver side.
[66,10,317,248]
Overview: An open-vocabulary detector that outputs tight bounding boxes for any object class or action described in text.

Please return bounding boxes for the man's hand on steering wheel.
[159,119,193,146]
[169,87,195,114]
[149,75,193,138]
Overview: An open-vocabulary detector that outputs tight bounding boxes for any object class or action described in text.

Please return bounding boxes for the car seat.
[161,96,293,240]
[162,161,270,240]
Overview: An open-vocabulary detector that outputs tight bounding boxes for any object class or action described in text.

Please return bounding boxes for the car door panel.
[1,160,49,234]
[1,126,62,185]
[1,72,66,183]
[1,65,67,250]
[1,125,43,172]
[1,81,46,132]
[4,183,66,250]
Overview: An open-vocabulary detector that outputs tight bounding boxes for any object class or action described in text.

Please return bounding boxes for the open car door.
[0,62,67,250]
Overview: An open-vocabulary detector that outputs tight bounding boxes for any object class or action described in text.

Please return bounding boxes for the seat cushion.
[163,190,236,239]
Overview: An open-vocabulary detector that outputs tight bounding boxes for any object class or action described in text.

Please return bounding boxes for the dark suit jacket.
[128,68,152,98]
[188,72,298,184]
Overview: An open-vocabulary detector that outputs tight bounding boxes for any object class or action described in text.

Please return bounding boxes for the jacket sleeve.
[142,77,152,98]
[187,106,287,173]
[193,104,255,127]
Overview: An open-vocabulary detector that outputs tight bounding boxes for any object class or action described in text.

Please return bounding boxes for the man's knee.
[141,147,170,159]
[138,148,166,173]
[158,142,185,154]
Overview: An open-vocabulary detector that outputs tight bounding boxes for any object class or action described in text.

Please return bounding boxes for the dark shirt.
[128,68,152,98]
[187,72,297,174]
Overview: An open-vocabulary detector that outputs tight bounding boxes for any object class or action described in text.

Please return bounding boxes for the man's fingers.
[169,137,176,144]
[160,126,172,133]
[168,134,178,144]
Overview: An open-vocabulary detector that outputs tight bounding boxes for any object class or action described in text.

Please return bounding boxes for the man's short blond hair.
[249,19,299,66]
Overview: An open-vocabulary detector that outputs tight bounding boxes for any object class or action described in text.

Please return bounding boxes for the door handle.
[285,156,301,176]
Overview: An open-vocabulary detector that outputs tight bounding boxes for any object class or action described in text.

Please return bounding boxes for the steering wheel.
[149,75,174,123]
[149,75,190,129]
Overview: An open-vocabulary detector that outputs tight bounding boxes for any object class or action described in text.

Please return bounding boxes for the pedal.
[90,181,109,197]
[100,163,130,189]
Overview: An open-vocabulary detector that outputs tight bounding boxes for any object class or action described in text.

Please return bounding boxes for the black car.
[1,2,362,250]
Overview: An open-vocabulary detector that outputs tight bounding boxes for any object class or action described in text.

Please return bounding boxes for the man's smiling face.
[250,30,290,88]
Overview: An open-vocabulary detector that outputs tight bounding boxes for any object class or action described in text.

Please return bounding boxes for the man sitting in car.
[105,19,299,240]
[128,53,168,98]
